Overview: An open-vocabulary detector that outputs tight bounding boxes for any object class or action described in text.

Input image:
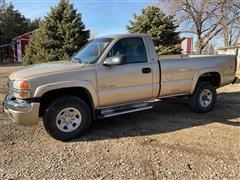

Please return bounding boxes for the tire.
[189,82,217,113]
[43,96,91,141]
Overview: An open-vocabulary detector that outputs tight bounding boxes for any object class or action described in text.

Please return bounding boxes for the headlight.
[12,80,31,99]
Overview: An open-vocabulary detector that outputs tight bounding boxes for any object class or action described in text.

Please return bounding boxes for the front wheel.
[43,96,91,140]
[189,82,217,113]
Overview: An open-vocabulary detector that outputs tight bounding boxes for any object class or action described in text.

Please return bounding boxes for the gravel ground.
[0,65,240,179]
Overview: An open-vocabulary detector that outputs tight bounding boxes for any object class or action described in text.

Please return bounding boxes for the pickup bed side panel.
[217,56,236,86]
[159,59,195,97]
[159,55,236,97]
[190,55,236,91]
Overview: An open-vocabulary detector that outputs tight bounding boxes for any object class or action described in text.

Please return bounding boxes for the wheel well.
[38,87,94,119]
[197,72,221,87]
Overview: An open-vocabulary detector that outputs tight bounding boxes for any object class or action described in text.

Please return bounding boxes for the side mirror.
[103,55,127,66]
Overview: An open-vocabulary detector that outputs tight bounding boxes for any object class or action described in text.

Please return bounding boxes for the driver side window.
[108,37,147,64]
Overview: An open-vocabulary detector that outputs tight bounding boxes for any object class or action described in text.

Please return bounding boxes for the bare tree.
[89,28,98,40]
[158,0,240,54]
[0,0,6,12]
[203,42,215,55]
[220,0,240,46]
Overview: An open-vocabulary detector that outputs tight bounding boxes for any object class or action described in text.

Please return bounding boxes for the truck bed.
[158,55,236,97]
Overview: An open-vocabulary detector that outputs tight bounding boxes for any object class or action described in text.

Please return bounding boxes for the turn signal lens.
[12,89,31,99]
[19,91,30,98]
[19,81,31,90]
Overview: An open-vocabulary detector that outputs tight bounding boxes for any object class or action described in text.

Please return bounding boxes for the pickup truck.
[3,34,238,140]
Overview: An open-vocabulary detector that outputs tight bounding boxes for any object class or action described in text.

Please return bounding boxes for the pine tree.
[0,4,31,42]
[0,3,38,61]
[127,6,181,55]
[24,0,89,65]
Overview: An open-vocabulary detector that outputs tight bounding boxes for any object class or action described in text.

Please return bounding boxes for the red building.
[12,31,34,63]
[180,37,193,54]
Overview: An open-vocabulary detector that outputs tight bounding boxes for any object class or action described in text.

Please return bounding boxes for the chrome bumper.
[3,95,41,126]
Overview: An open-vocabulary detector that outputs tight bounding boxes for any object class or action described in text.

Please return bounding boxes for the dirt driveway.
[0,65,239,179]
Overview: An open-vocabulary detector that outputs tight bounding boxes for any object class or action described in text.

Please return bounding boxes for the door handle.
[142,67,151,74]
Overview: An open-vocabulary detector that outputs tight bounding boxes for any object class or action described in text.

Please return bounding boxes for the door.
[96,37,153,107]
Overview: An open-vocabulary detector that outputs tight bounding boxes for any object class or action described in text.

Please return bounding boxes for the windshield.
[71,38,112,64]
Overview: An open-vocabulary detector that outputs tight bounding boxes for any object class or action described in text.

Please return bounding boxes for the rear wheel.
[189,82,217,113]
[43,96,91,140]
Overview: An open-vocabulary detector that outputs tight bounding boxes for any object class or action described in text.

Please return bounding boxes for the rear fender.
[191,68,222,94]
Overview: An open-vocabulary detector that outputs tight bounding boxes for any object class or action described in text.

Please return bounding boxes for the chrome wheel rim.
[56,107,82,132]
[199,89,213,107]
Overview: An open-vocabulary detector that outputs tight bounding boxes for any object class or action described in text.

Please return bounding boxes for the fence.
[0,43,14,63]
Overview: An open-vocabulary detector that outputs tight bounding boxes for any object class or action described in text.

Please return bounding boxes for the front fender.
[33,80,99,108]
[190,68,222,94]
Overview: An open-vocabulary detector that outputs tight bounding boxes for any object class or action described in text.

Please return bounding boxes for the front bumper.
[3,95,41,126]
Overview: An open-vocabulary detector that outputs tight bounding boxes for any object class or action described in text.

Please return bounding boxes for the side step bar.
[100,102,153,118]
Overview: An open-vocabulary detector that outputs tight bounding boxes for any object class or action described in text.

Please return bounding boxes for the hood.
[9,61,86,80]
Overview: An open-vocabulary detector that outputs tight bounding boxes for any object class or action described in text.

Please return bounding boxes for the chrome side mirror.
[103,55,127,66]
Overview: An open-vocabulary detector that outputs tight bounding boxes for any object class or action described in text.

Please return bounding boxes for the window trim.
[104,37,148,65]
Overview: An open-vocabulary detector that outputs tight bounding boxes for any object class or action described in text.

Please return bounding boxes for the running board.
[100,102,153,118]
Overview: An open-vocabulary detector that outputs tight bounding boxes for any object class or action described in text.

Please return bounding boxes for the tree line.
[1,0,239,65]
[0,0,40,62]
[159,0,240,54]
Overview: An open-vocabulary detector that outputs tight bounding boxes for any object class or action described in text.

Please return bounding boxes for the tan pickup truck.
[3,34,238,140]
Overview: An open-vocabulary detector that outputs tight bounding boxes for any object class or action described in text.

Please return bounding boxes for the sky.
[6,0,155,37]
[4,0,225,49]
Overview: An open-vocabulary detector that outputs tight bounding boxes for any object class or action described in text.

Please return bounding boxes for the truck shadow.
[74,91,240,142]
